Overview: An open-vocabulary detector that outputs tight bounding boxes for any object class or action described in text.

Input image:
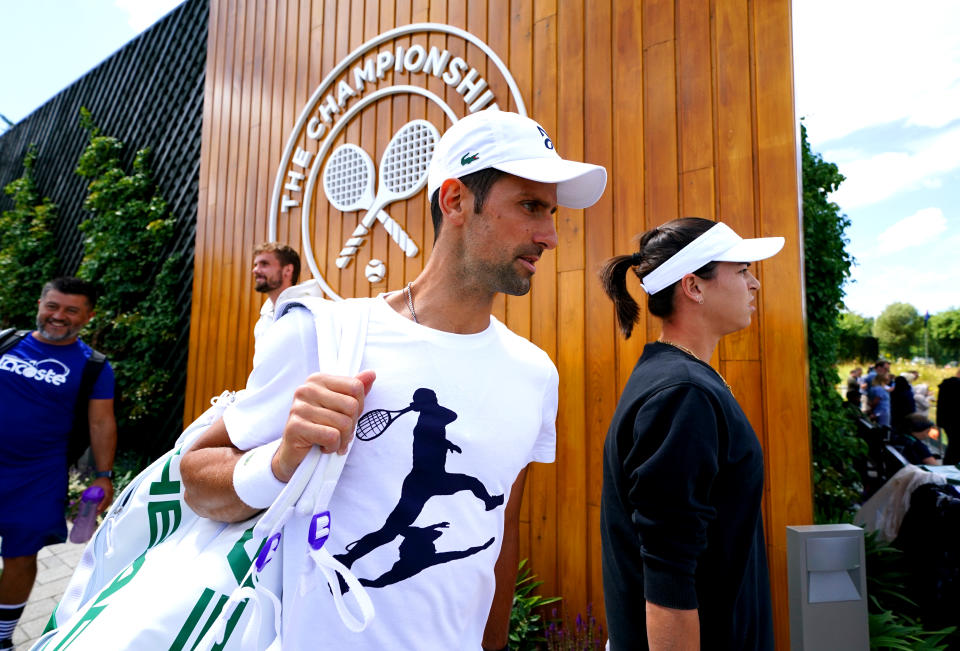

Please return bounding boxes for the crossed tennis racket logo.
[322,120,440,270]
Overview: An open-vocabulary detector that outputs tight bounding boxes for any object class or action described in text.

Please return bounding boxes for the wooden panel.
[677,0,713,175]
[556,0,585,274]
[754,1,812,648]
[187,0,224,419]
[681,166,716,219]
[208,0,239,396]
[528,2,560,602]
[188,1,810,643]
[715,0,760,363]
[642,16,678,346]
[556,270,587,619]
[584,0,617,612]
[612,0,647,393]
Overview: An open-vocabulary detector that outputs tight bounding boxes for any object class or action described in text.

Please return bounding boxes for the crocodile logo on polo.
[460,152,480,166]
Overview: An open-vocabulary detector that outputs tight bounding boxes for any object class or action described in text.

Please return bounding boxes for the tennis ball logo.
[365,259,386,283]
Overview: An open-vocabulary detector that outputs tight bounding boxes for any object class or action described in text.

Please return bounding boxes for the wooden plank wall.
[186,0,811,646]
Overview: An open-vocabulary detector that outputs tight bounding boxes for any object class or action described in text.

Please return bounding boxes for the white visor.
[640,222,785,294]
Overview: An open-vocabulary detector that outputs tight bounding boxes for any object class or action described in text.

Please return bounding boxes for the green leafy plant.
[800,122,866,522]
[509,559,561,650]
[864,531,917,614]
[74,107,184,456]
[928,308,960,363]
[874,302,923,359]
[0,144,59,328]
[863,530,957,649]
[545,605,604,650]
[868,610,954,650]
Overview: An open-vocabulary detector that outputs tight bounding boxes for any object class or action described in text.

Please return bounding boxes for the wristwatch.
[94,470,114,479]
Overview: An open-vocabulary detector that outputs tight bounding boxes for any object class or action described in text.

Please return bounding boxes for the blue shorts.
[0,462,69,557]
[0,520,67,557]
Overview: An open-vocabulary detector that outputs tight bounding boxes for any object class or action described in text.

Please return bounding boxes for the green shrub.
[509,559,561,650]
[0,144,58,328]
[74,108,184,457]
[801,123,866,522]
[864,530,957,649]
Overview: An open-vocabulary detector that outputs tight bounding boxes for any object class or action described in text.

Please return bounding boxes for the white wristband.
[233,438,286,509]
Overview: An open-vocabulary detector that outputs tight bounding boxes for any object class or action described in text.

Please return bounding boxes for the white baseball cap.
[640,222,785,294]
[426,110,607,209]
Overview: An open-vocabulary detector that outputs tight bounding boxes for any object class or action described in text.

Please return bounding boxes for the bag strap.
[252,298,371,538]
[69,348,108,465]
[204,298,374,648]
[0,328,29,356]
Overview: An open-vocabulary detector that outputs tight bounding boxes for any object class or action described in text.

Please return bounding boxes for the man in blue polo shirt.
[0,277,117,649]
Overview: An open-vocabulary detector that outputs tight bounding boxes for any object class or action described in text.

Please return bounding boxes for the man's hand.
[271,370,376,483]
[90,476,114,514]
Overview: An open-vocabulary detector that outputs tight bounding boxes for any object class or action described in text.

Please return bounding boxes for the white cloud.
[825,125,960,209]
[845,265,955,317]
[113,0,184,31]
[844,233,960,316]
[875,208,948,254]
[794,0,960,145]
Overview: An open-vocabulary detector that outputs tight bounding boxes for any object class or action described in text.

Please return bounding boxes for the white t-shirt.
[252,280,326,362]
[224,296,558,650]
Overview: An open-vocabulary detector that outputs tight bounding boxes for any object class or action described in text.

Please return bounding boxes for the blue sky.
[793,0,960,318]
[2,0,955,319]
[0,0,184,126]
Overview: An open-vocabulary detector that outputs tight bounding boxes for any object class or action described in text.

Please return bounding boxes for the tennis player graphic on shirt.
[335,387,502,587]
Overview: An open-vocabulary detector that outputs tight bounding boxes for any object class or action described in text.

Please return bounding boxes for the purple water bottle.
[69,485,105,543]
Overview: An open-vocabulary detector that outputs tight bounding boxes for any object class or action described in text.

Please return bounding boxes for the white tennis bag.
[32,297,375,650]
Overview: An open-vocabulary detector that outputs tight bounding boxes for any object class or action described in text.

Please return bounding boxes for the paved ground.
[1,540,83,649]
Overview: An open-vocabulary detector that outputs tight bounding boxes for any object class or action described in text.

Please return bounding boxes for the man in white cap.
[181,110,606,650]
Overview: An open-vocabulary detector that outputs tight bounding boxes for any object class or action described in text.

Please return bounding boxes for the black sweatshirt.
[601,343,773,650]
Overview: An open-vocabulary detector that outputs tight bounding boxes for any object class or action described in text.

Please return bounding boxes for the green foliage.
[874,302,922,359]
[864,530,957,649]
[74,107,183,452]
[864,531,918,614]
[840,310,875,338]
[869,611,954,650]
[0,145,59,328]
[509,559,561,650]
[837,310,878,362]
[800,123,865,522]
[929,308,960,361]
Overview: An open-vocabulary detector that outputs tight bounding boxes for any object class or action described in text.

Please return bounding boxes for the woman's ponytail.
[599,253,642,338]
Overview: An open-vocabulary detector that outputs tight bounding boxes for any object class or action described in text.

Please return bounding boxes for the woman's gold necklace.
[658,339,734,396]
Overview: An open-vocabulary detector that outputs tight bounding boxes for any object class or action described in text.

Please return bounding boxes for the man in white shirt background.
[251,242,322,348]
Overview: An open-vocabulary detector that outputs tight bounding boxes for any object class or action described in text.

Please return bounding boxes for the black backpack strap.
[0,328,30,356]
[69,348,109,466]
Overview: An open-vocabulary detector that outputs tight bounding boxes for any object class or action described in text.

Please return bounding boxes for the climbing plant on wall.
[801,123,866,522]
[0,145,59,328]
[75,107,183,455]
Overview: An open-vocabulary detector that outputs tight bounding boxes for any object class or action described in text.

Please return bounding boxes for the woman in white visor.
[598,217,783,650]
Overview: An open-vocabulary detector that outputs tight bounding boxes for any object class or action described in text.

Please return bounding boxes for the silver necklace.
[403,282,418,324]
